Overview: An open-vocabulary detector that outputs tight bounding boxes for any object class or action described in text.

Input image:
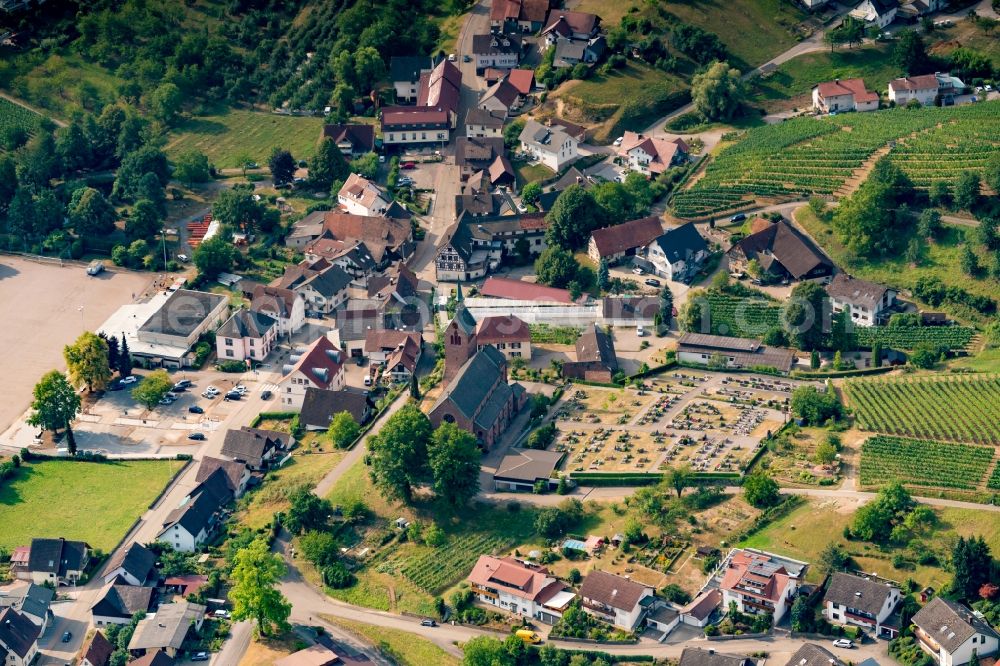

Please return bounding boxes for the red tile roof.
[506,69,535,96]
[381,107,449,128]
[467,555,565,603]
[816,78,879,103]
[481,277,576,304]
[476,315,530,344]
[590,216,664,258]
[283,336,344,390]
[890,74,938,91]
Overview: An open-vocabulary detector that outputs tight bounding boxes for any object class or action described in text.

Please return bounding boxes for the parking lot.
[0,257,153,439]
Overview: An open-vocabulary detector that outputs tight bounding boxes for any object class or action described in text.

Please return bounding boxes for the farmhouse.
[303,211,415,269]
[472,33,521,71]
[823,572,901,639]
[128,600,206,659]
[719,549,807,623]
[221,427,292,470]
[0,607,40,666]
[519,119,579,171]
[562,324,618,382]
[476,314,531,360]
[215,309,278,363]
[542,10,601,43]
[826,274,897,326]
[493,448,564,491]
[812,78,880,113]
[465,108,506,138]
[912,597,999,666]
[579,570,656,631]
[24,537,90,586]
[888,73,939,106]
[727,219,833,282]
[587,215,664,265]
[102,542,157,587]
[299,387,374,432]
[619,132,689,176]
[338,173,392,217]
[644,222,709,282]
[677,333,797,374]
[784,644,845,666]
[848,0,898,28]
[435,213,548,282]
[320,123,375,156]
[467,555,576,623]
[90,581,156,626]
[389,56,432,103]
[250,285,305,337]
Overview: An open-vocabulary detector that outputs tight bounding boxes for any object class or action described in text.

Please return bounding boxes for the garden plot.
[554,387,658,426]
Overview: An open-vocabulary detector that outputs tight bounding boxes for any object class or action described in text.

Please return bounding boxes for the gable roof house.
[278,335,346,409]
[456,136,507,179]
[195,456,252,498]
[519,119,579,172]
[320,123,376,156]
[644,222,709,282]
[551,35,606,68]
[824,572,902,639]
[337,173,392,217]
[390,56,432,103]
[719,549,805,623]
[222,427,292,471]
[417,59,462,127]
[619,132,690,176]
[472,32,522,71]
[479,78,523,116]
[274,644,341,666]
[727,219,833,282]
[26,537,90,586]
[588,215,665,266]
[216,309,278,363]
[382,334,422,384]
[826,274,897,326]
[102,542,157,587]
[677,333,797,374]
[435,212,548,282]
[90,581,156,626]
[467,555,575,624]
[465,108,506,139]
[679,647,760,666]
[311,211,415,270]
[493,448,564,492]
[490,0,549,33]
[250,285,305,337]
[784,644,845,666]
[476,314,531,361]
[381,106,451,146]
[429,345,527,450]
[128,600,206,659]
[542,10,601,43]
[579,570,655,630]
[562,324,618,383]
[848,0,898,27]
[507,68,535,95]
[81,630,114,666]
[299,387,375,432]
[888,73,940,107]
[912,597,1000,666]
[812,78,879,114]
[0,607,40,666]
[0,582,53,632]
[156,469,234,553]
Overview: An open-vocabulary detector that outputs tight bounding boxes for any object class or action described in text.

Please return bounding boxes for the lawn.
[237,449,346,530]
[515,161,555,188]
[165,108,325,168]
[321,616,460,666]
[749,44,898,110]
[0,459,185,552]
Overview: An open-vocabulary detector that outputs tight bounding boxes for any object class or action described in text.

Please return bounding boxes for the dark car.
[730,212,747,223]
[225,391,242,400]
[644,278,661,287]
[61,631,72,643]
[420,619,437,627]
[261,390,272,400]
[188,432,206,441]
[188,405,204,414]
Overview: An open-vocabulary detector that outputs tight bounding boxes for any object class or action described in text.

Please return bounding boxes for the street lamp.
[160,228,168,272]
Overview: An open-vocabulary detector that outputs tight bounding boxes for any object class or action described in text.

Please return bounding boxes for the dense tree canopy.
[64,331,112,392]
[368,404,432,503]
[229,538,291,636]
[691,61,745,121]
[833,157,913,256]
[28,371,81,433]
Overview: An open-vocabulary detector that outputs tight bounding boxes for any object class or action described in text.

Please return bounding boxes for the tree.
[790,386,843,424]
[327,411,361,449]
[743,472,781,508]
[544,185,606,249]
[952,536,993,600]
[917,208,941,239]
[503,118,526,150]
[691,61,745,121]
[790,596,813,632]
[137,172,167,216]
[68,187,117,237]
[930,180,952,208]
[268,148,296,186]
[147,83,183,125]
[833,157,913,256]
[113,146,170,201]
[118,336,132,377]
[309,138,350,190]
[665,464,692,498]
[229,538,291,636]
[810,350,820,370]
[194,235,239,279]
[985,153,1000,195]
[535,247,579,289]
[872,341,883,368]
[173,150,211,185]
[64,332,112,392]
[428,422,481,509]
[353,46,386,93]
[27,371,81,433]
[55,122,92,174]
[659,285,674,331]
[349,152,379,180]
[909,344,940,369]
[954,171,981,210]
[131,370,173,409]
[367,404,432,503]
[125,199,162,241]
[892,30,929,75]
[597,259,609,290]
[283,488,332,534]
[212,188,264,231]
[851,482,913,543]
[521,181,542,204]
[819,543,849,573]
[783,281,827,351]
[960,243,981,276]
[462,636,514,666]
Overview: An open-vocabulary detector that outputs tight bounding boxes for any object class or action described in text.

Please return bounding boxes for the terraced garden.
[672,100,1000,218]
[859,435,993,490]
[847,375,1000,445]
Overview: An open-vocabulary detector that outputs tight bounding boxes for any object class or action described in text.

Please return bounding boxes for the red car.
[400,161,417,169]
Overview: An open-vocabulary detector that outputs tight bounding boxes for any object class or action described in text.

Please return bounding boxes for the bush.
[527,423,557,450]
[322,561,355,589]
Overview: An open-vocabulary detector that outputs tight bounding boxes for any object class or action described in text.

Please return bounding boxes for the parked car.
[400,161,417,169]
[188,405,204,414]
[613,136,624,146]
[730,213,747,222]
[261,390,272,400]
[212,610,230,618]
[61,631,72,643]
[644,278,661,287]
[233,385,248,395]
[175,379,193,389]
[159,397,174,405]
[832,639,854,649]
[191,652,209,661]
[87,260,105,276]
[447,53,456,61]
[420,619,437,627]
[177,254,189,263]
[636,325,646,337]
[121,376,138,385]
[631,267,644,275]
[225,391,242,400]
[463,54,471,62]
[188,432,206,441]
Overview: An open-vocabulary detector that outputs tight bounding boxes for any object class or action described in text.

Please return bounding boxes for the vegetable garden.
[383,533,514,594]
[672,100,1000,218]
[0,99,43,146]
[860,435,992,490]
[847,375,1000,445]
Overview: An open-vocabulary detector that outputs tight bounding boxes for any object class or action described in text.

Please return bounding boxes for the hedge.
[249,410,298,427]
[570,471,741,487]
[627,360,678,381]
[791,365,896,379]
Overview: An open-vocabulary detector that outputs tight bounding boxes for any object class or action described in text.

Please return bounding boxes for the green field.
[860,435,994,490]
[165,108,325,167]
[847,375,1000,445]
[750,44,898,109]
[0,459,185,552]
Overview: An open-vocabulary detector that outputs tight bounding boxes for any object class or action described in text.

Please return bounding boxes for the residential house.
[493,448,564,492]
[337,173,392,217]
[304,211,414,271]
[472,33,522,71]
[719,549,806,623]
[562,324,618,382]
[848,0,898,28]
[465,108,506,138]
[320,123,376,156]
[418,59,462,127]
[382,335,421,384]
[552,36,606,68]
[467,555,576,623]
[156,469,233,552]
[644,222,709,282]
[912,597,1000,666]
[26,537,90,586]
[299,387,375,432]
[221,427,292,471]
[278,335,346,409]
[619,132,689,176]
[519,119,579,172]
[365,330,424,365]
[162,576,208,600]
[476,314,531,360]
[677,333,797,374]
[429,345,526,449]
[90,581,156,626]
[195,457,251,498]
[579,570,655,631]
[898,0,946,18]
[542,10,601,43]
[0,582,53,632]
[678,648,760,666]
[128,650,176,666]
[889,73,939,106]
[215,309,278,363]
[784,644,845,666]
[286,264,354,315]
[826,274,897,326]
[0,608,40,666]
[490,0,549,33]
[8,548,28,581]
[824,572,901,639]
[127,600,206,659]
[381,107,451,145]
[479,78,522,117]
[435,212,548,282]
[81,631,114,666]
[812,78,879,113]
[102,542,157,587]
[587,215,664,266]
[389,56,432,103]
[250,285,305,337]
[456,137,507,180]
[727,219,833,282]
[679,590,723,628]
[646,605,681,636]
[274,644,341,666]
[506,69,535,96]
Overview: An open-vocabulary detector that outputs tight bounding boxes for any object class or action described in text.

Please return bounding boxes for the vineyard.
[847,375,1000,445]
[385,533,514,593]
[0,99,44,146]
[860,435,993,490]
[703,292,782,337]
[854,326,975,350]
[672,100,1000,218]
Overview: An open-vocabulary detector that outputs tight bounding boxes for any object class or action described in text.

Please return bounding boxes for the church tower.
[444,284,478,384]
